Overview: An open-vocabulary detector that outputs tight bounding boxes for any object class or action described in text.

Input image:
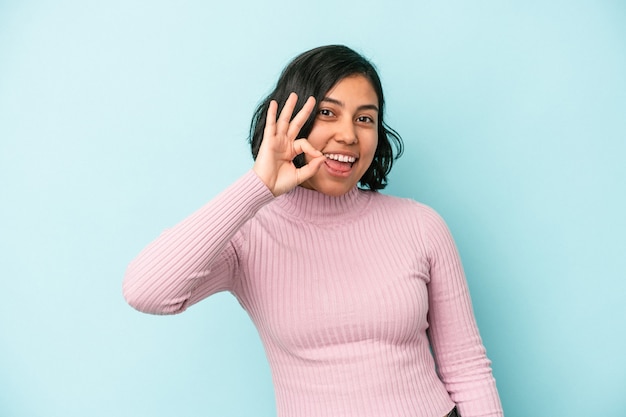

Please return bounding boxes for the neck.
[271,186,373,225]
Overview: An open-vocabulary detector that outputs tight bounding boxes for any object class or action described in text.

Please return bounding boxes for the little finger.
[263,100,278,138]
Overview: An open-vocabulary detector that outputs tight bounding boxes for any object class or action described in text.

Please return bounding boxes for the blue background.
[1,1,625,416]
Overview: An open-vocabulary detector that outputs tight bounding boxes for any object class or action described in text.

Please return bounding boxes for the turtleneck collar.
[270,185,374,225]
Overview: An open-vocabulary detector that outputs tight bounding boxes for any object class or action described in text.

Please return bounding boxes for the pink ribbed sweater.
[123,170,503,417]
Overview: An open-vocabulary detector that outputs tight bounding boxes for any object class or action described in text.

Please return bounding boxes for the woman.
[123,45,504,417]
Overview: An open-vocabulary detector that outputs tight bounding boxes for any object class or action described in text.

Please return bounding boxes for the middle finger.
[287,96,316,139]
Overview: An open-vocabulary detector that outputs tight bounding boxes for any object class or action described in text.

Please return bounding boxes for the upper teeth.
[325,153,356,163]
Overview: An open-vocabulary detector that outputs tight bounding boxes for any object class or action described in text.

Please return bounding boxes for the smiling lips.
[325,153,356,163]
[324,153,357,174]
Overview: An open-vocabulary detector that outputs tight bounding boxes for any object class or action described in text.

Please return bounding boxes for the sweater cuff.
[229,169,275,218]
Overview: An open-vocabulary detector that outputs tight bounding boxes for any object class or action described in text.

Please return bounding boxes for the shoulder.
[368,192,453,241]
[369,191,443,220]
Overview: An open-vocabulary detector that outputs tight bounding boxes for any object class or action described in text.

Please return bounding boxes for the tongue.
[326,159,352,173]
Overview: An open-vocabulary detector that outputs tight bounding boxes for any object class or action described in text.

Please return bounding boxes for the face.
[300,75,379,196]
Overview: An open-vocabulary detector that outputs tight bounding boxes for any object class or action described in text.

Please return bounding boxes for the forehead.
[324,74,379,104]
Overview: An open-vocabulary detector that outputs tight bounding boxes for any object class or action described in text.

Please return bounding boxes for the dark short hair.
[248,45,403,191]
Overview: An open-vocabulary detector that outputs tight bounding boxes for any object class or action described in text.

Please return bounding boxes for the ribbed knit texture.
[123,170,504,417]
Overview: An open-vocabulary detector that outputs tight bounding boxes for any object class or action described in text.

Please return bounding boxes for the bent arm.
[423,208,504,417]
[122,170,274,315]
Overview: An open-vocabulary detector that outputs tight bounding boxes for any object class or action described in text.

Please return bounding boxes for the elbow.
[122,283,154,314]
[122,271,189,316]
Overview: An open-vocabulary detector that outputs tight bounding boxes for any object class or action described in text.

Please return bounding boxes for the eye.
[357,115,375,124]
[319,109,334,117]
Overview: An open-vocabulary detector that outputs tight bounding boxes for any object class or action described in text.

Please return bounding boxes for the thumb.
[295,155,326,184]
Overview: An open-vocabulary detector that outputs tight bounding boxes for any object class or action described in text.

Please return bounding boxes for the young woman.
[123,45,504,417]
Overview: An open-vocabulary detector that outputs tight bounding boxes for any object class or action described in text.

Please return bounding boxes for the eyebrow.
[321,97,379,112]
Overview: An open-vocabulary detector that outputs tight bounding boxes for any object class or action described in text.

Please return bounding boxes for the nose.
[334,117,358,145]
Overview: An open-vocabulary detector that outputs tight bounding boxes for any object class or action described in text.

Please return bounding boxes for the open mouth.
[324,153,357,174]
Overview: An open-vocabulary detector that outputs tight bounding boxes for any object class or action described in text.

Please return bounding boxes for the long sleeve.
[122,182,503,417]
[122,170,274,315]
[422,208,504,417]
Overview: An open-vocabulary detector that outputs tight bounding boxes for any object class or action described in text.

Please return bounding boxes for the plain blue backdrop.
[1,1,625,416]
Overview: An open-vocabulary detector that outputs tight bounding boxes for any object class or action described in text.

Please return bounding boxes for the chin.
[304,180,355,197]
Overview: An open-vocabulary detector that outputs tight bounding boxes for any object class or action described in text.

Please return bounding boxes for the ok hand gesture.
[252,93,326,197]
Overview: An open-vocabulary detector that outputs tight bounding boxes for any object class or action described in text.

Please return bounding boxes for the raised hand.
[252,93,326,196]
